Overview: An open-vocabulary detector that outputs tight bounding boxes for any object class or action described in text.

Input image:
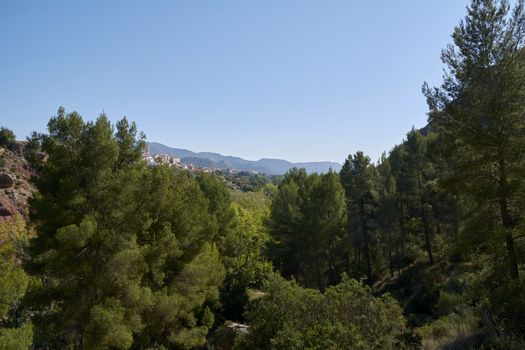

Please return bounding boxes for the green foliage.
[416,312,480,350]
[192,172,272,321]
[196,172,236,250]
[220,191,273,321]
[0,216,33,348]
[0,127,16,150]
[0,261,28,318]
[24,131,46,170]
[340,151,378,282]
[0,1,523,348]
[0,324,33,350]
[26,108,225,349]
[488,279,525,336]
[235,273,405,350]
[149,243,225,350]
[269,169,347,289]
[418,1,525,342]
[424,0,525,280]
[437,290,463,317]
[404,129,436,264]
[217,170,275,192]
[85,302,134,349]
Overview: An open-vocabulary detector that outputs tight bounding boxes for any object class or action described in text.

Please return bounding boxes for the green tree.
[24,131,46,170]
[310,171,348,286]
[268,169,311,285]
[134,168,225,349]
[405,129,435,264]
[340,152,377,283]
[424,0,525,279]
[196,173,236,251]
[235,273,405,350]
[389,144,412,269]
[0,215,33,350]
[27,108,224,349]
[376,154,399,277]
[269,169,347,289]
[220,190,273,321]
[0,127,16,150]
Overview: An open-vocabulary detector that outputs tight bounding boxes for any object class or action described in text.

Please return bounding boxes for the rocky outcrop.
[0,144,36,222]
[212,322,249,350]
[0,172,15,188]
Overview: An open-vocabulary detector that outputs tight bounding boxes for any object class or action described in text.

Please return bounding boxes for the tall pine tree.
[424,0,525,279]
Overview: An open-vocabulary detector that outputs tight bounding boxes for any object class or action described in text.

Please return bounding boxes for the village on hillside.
[142,146,257,175]
[141,148,273,192]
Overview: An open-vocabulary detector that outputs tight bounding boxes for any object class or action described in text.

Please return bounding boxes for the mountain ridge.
[147,142,341,175]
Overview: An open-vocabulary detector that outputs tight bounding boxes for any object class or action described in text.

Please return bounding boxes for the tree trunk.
[417,172,433,264]
[315,249,323,290]
[328,238,336,285]
[453,196,460,243]
[498,158,519,280]
[388,228,393,278]
[499,197,519,279]
[360,199,372,283]
[399,200,406,266]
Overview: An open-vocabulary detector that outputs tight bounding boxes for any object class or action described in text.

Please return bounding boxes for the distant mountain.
[147,142,341,175]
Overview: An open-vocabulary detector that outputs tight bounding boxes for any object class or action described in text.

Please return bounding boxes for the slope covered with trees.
[1,1,525,349]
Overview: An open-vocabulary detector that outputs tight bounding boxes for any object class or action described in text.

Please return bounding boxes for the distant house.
[152,154,181,167]
[142,150,181,168]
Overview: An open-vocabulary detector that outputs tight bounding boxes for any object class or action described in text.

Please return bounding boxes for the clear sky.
[0,1,470,163]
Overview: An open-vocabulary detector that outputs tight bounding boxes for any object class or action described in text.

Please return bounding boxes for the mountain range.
[147,142,342,175]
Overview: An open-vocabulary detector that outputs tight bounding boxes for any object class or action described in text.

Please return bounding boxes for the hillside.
[147,142,342,175]
[0,143,36,222]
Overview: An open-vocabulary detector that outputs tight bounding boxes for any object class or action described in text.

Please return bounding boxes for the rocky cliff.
[0,144,37,222]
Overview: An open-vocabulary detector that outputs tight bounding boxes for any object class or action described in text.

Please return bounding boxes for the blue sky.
[0,1,470,163]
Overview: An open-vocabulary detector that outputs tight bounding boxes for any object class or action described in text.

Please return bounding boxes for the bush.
[416,311,481,350]
[234,273,406,350]
[0,216,33,348]
[488,279,525,336]
[0,127,16,150]
[437,290,463,316]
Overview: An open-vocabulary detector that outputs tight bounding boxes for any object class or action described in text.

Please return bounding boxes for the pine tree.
[340,152,377,283]
[269,169,347,289]
[424,0,525,279]
[27,108,225,349]
[405,129,434,264]
[376,154,399,277]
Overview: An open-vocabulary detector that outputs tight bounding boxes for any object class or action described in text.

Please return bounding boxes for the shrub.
[0,127,16,150]
[234,273,406,350]
[416,311,481,350]
[488,279,525,336]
